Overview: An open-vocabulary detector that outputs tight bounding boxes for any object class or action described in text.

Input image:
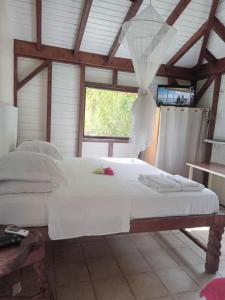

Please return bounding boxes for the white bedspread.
[48,158,134,239]
[47,158,219,240]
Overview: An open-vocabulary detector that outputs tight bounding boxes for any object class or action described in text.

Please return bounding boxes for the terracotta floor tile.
[142,249,179,270]
[107,236,138,255]
[168,247,204,267]
[55,261,90,286]
[218,261,225,276]
[130,233,162,252]
[156,268,198,294]
[94,276,135,300]
[117,252,152,275]
[127,272,169,299]
[182,263,221,288]
[56,282,96,300]
[87,257,122,280]
[54,244,84,262]
[82,240,112,260]
[172,290,202,300]
[153,233,186,249]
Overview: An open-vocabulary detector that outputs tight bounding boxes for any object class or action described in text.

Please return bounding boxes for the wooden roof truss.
[15,0,225,102]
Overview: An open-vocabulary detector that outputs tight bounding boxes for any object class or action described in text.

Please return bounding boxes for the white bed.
[0,157,219,238]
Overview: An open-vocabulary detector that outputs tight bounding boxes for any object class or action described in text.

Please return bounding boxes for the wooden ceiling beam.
[166,0,192,26]
[14,39,194,80]
[106,0,144,63]
[197,0,219,66]
[167,21,207,67]
[74,0,93,55]
[107,0,191,64]
[36,0,42,50]
[213,17,225,42]
[196,56,225,79]
[203,49,217,64]
[194,76,214,105]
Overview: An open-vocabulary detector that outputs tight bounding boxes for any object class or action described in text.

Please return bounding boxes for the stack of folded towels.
[138,174,204,193]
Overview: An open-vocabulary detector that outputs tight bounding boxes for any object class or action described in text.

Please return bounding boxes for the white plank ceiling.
[8,0,225,68]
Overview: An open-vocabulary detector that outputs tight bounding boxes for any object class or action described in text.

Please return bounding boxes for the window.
[84,87,137,139]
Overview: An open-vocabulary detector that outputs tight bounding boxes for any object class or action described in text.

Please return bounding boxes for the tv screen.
[157,85,194,107]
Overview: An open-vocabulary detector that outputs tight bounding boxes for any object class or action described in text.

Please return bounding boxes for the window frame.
[83,82,138,143]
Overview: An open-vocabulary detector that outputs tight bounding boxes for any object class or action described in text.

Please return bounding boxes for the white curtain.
[155,107,209,177]
[120,5,176,155]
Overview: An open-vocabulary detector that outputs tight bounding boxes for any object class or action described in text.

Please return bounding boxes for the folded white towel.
[138,174,182,192]
[170,174,204,191]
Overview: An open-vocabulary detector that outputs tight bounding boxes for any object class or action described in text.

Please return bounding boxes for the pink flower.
[104,167,114,176]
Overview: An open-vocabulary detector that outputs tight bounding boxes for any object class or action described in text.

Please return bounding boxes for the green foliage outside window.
[84,88,137,138]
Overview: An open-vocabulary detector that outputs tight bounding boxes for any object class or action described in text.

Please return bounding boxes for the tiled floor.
[4,228,225,299]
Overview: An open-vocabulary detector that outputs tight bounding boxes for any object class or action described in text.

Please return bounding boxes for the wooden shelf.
[204,139,225,145]
[186,162,225,179]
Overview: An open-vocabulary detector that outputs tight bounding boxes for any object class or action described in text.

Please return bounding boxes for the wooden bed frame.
[34,212,225,274]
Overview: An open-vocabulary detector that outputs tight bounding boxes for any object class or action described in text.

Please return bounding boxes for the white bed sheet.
[0,158,219,231]
[0,193,48,227]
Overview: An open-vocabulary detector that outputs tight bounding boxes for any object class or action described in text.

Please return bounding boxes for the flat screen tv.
[157,85,195,107]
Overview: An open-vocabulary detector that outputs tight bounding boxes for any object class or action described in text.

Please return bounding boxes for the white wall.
[17,58,47,145]
[196,74,225,205]
[17,59,80,158]
[51,63,80,158]
[0,0,14,105]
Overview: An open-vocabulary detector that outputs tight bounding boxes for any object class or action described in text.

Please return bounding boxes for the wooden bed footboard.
[130,212,225,273]
[30,212,225,274]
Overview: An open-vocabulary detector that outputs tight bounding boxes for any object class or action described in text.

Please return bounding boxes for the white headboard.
[0,103,18,155]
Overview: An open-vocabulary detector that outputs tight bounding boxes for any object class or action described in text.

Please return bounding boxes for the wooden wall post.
[46,62,52,142]
[14,55,18,107]
[203,74,222,185]
[77,66,86,156]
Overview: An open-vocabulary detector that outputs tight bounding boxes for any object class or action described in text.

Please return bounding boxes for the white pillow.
[0,181,58,195]
[0,151,66,185]
[16,141,63,161]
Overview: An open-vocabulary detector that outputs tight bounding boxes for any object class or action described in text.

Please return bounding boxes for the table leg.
[188,166,193,180]
[32,262,50,300]
[208,173,213,189]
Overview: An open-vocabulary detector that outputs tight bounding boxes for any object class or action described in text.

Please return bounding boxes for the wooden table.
[0,230,50,299]
[186,162,225,188]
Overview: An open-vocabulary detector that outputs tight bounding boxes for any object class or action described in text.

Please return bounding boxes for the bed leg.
[205,217,225,273]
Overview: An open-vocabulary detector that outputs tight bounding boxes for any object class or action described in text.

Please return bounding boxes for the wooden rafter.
[197,0,219,66]
[194,76,214,105]
[14,40,194,80]
[36,0,42,50]
[203,49,217,64]
[74,0,93,55]
[167,21,207,67]
[107,0,143,63]
[107,0,191,63]
[166,0,192,26]
[17,61,49,90]
[213,17,225,42]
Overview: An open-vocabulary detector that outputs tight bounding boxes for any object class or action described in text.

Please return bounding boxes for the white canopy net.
[120,4,177,155]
